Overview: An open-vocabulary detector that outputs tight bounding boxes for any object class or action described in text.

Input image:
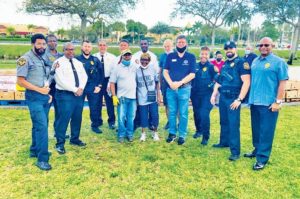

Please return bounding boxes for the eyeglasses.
[65,48,75,51]
[257,44,271,48]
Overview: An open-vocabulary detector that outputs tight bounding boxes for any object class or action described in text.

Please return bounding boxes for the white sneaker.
[140,133,146,142]
[152,131,160,141]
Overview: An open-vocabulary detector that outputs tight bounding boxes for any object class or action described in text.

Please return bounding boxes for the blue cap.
[224,41,236,49]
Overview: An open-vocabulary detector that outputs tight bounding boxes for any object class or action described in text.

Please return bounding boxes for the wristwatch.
[236,97,242,102]
[275,99,283,104]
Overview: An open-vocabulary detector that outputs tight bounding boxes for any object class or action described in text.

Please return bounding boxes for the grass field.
[0,44,299,69]
[0,106,299,198]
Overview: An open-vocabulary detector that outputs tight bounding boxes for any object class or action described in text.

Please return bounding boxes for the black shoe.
[91,127,102,134]
[244,151,256,158]
[253,162,266,170]
[70,140,86,147]
[164,122,169,130]
[177,137,185,145]
[193,132,202,139]
[228,154,240,161]
[36,161,52,171]
[166,134,177,143]
[212,143,229,148]
[65,134,70,139]
[55,146,66,154]
[127,137,134,142]
[109,124,116,130]
[201,138,208,145]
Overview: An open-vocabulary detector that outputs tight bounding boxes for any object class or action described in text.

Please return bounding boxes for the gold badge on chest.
[265,63,270,69]
[90,61,94,65]
[202,67,207,72]
[230,62,235,67]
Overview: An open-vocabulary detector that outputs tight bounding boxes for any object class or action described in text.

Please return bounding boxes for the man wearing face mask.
[16,34,52,171]
[210,41,251,161]
[110,49,137,143]
[53,42,88,155]
[77,40,104,134]
[163,35,196,145]
[211,51,225,73]
[244,46,257,66]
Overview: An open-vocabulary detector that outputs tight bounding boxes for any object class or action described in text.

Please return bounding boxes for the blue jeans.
[117,97,137,139]
[139,102,159,128]
[26,90,51,162]
[250,105,279,164]
[166,86,191,139]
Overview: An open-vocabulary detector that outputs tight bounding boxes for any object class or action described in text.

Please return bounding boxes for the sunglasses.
[257,44,271,48]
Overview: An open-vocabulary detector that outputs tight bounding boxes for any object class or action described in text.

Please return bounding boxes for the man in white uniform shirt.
[53,42,88,155]
[94,40,117,129]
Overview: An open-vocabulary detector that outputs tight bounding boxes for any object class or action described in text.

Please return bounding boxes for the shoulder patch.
[54,61,60,69]
[243,62,250,70]
[17,57,27,66]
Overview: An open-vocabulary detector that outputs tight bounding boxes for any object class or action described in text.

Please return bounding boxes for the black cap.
[224,41,236,49]
[215,50,222,55]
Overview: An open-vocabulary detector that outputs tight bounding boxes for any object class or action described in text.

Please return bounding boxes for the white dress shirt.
[53,56,88,93]
[94,52,117,78]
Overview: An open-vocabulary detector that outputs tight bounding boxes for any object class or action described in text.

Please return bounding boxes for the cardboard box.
[0,91,15,100]
[14,91,25,100]
[285,81,293,90]
[291,81,300,89]
[286,90,298,98]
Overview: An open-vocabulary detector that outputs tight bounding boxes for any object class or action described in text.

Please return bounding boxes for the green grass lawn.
[0,106,299,198]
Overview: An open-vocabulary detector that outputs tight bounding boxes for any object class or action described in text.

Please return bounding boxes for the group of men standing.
[17,33,288,172]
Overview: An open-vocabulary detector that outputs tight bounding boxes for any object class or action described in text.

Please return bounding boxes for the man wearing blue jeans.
[110,49,137,143]
[163,35,196,145]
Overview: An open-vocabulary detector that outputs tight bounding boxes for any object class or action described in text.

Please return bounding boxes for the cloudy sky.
[0,0,263,31]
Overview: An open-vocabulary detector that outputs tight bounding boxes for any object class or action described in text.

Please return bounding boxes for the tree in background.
[24,0,139,40]
[57,28,66,39]
[27,24,36,35]
[253,0,300,64]
[259,20,280,41]
[150,22,171,43]
[6,26,16,36]
[126,20,147,44]
[109,21,126,42]
[172,0,246,47]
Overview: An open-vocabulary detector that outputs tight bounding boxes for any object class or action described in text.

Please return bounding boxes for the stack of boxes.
[285,80,300,102]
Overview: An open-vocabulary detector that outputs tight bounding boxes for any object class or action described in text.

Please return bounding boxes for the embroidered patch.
[243,62,250,70]
[265,63,270,68]
[203,67,207,72]
[17,57,27,66]
[54,61,60,68]
[90,61,94,65]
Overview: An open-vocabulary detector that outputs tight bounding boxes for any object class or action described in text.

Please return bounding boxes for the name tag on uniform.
[172,59,177,62]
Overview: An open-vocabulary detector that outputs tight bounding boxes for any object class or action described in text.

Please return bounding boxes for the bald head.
[258,37,274,57]
[163,39,173,53]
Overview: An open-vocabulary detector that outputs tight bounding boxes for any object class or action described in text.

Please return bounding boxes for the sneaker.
[177,137,185,145]
[152,131,160,141]
[127,137,134,142]
[166,134,176,143]
[193,132,202,139]
[118,137,125,143]
[36,161,52,171]
[140,133,146,142]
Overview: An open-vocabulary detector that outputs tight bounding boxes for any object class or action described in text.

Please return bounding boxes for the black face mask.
[176,46,187,53]
[34,47,45,56]
[226,53,235,59]
[216,58,222,62]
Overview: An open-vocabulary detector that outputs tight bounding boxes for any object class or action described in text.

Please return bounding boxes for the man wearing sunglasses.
[245,37,288,170]
[211,41,251,161]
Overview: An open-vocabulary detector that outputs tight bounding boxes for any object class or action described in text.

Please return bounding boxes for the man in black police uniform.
[77,40,104,134]
[211,41,250,161]
[16,34,52,170]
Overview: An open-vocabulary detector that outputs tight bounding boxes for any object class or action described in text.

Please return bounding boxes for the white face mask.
[245,50,251,55]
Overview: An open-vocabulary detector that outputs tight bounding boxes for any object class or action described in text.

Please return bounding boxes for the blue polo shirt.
[164,51,196,82]
[248,53,289,106]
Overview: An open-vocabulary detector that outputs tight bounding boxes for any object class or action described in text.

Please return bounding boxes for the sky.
[0,0,264,31]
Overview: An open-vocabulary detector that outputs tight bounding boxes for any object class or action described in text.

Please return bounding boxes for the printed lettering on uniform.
[243,62,250,70]
[265,63,270,69]
[183,60,189,66]
[203,67,207,72]
[90,60,94,65]
[17,57,27,66]
[171,59,177,62]
[230,62,235,67]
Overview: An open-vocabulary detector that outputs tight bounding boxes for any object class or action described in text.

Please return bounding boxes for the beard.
[34,47,45,56]
[82,50,90,56]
